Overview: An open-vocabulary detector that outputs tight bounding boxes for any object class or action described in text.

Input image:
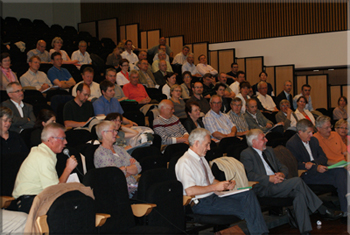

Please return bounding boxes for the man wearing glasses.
[1,82,35,133]
[12,123,78,213]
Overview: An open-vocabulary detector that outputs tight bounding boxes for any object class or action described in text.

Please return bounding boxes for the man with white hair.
[153,99,189,145]
[152,50,173,73]
[71,40,92,67]
[175,128,268,234]
[256,81,278,112]
[12,123,78,213]
[26,40,50,63]
[241,129,341,234]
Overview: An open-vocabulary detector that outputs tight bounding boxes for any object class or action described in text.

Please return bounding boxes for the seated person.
[226,62,239,83]
[105,68,128,102]
[63,83,94,128]
[227,98,249,136]
[214,83,231,113]
[121,40,138,67]
[203,95,237,142]
[1,82,35,133]
[162,73,177,99]
[235,80,251,113]
[275,99,297,131]
[187,81,211,115]
[152,50,173,73]
[333,96,348,120]
[47,52,76,89]
[180,71,192,99]
[12,123,78,213]
[241,129,335,234]
[0,53,19,90]
[71,40,92,68]
[153,44,170,62]
[294,96,315,125]
[20,56,52,92]
[217,72,235,99]
[202,73,216,98]
[0,106,28,155]
[106,47,122,68]
[182,53,201,77]
[293,84,313,111]
[256,81,278,112]
[122,70,151,105]
[49,37,78,65]
[172,46,190,65]
[183,101,204,134]
[335,119,350,153]
[175,128,268,235]
[93,80,137,126]
[130,50,150,72]
[229,71,245,97]
[147,37,173,58]
[169,84,187,119]
[153,60,168,87]
[314,115,350,165]
[138,59,158,88]
[153,99,189,145]
[196,54,218,77]
[275,80,294,111]
[116,59,130,86]
[30,109,56,147]
[26,40,50,63]
[72,67,101,101]
[94,120,141,198]
[252,71,274,96]
[244,99,274,133]
[286,119,348,215]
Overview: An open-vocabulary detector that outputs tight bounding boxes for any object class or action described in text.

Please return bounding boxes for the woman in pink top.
[335,119,350,153]
[0,52,18,90]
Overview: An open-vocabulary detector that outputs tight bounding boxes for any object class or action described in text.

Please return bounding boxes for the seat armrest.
[36,215,49,234]
[131,203,156,217]
[248,181,259,188]
[1,196,15,209]
[95,213,111,227]
[183,196,193,206]
[298,170,307,177]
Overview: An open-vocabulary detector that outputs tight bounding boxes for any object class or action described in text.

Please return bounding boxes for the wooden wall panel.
[193,43,208,65]
[265,66,275,94]
[78,22,96,37]
[308,75,328,109]
[185,44,193,53]
[140,31,147,49]
[245,57,263,87]
[165,37,170,46]
[98,18,117,44]
[330,86,341,107]
[236,58,245,72]
[169,36,183,56]
[218,50,234,73]
[296,76,306,95]
[147,30,160,48]
[119,25,126,41]
[126,24,138,48]
[209,51,218,71]
[342,85,349,99]
[275,66,294,95]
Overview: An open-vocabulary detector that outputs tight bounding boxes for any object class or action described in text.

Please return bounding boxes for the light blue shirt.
[203,109,235,140]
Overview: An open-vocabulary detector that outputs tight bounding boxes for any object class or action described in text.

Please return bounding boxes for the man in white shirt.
[229,71,245,96]
[182,53,201,77]
[196,54,218,77]
[20,56,52,92]
[152,50,173,73]
[175,128,268,235]
[71,40,92,67]
[256,81,278,112]
[72,67,101,101]
[172,46,190,65]
[121,40,139,67]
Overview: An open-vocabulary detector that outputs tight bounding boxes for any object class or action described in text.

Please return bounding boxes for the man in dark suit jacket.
[275,80,294,111]
[1,82,35,133]
[153,60,167,87]
[240,129,331,234]
[286,119,348,214]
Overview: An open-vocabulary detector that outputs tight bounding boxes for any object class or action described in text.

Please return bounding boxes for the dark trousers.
[17,195,36,213]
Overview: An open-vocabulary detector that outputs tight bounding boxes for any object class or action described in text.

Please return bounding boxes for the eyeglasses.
[337,127,348,130]
[9,89,23,93]
[52,136,66,141]
[211,102,222,105]
[104,129,118,133]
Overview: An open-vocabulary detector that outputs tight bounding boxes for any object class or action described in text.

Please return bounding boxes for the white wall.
[209,31,349,69]
[2,1,81,29]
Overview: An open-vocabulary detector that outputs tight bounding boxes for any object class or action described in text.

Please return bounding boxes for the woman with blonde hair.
[335,119,350,152]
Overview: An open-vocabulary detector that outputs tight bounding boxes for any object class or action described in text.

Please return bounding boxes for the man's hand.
[317,165,328,173]
[266,123,273,128]
[269,173,284,184]
[176,136,189,144]
[227,180,236,190]
[213,181,230,191]
[118,97,128,102]
[66,155,78,172]
[286,108,292,116]
[304,162,314,170]
[129,158,136,165]
[39,83,50,91]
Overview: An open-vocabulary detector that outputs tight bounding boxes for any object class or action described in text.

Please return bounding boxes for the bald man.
[27,40,50,63]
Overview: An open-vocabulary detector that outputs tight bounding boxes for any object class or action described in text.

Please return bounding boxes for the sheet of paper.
[66,173,80,183]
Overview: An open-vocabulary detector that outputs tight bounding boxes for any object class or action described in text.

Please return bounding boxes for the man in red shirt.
[122,70,151,105]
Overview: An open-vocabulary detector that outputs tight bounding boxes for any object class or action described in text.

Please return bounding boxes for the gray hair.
[335,119,348,129]
[246,129,263,147]
[296,119,314,132]
[0,106,13,119]
[129,70,139,77]
[6,82,21,94]
[279,99,290,109]
[158,99,170,110]
[209,95,222,103]
[95,121,115,141]
[79,40,87,46]
[158,50,166,56]
[315,115,331,129]
[41,123,66,142]
[189,128,211,147]
[257,81,267,90]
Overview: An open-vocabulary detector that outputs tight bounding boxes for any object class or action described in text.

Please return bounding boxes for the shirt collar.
[28,69,38,75]
[188,148,201,161]
[252,147,262,156]
[10,99,24,108]
[209,109,223,117]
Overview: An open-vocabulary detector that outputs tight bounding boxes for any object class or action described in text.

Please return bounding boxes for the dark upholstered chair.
[131,146,166,173]
[65,129,93,148]
[163,143,189,163]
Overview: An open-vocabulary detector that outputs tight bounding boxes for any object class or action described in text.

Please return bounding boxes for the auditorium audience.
[138,59,158,88]
[20,56,52,92]
[153,60,167,87]
[72,67,101,101]
[180,71,192,99]
[217,72,235,99]
[187,81,211,115]
[153,99,189,145]
[293,84,313,111]
[229,70,245,97]
[152,50,173,73]
[294,96,315,125]
[227,98,249,136]
[71,40,92,68]
[106,47,122,68]
[275,99,297,131]
[0,106,28,155]
[226,62,239,82]
[275,80,294,111]
[26,40,50,63]
[153,45,170,62]
[235,81,251,113]
[30,109,56,147]
[105,68,128,102]
[121,40,138,68]
[116,59,130,86]
[214,83,230,113]
[256,81,278,112]
[169,84,187,119]
[47,52,76,89]
[335,119,350,152]
[183,101,204,134]
[244,99,274,133]
[252,71,274,96]
[182,53,201,77]
[148,37,173,58]
[196,54,218,77]
[0,52,18,90]
[203,95,236,141]
[122,70,151,105]
[49,37,78,64]
[162,72,177,99]
[333,96,348,120]
[2,82,35,133]
[172,46,190,65]
[94,120,141,198]
[202,73,215,98]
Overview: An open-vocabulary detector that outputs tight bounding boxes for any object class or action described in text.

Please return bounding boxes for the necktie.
[262,152,276,173]
[199,158,210,185]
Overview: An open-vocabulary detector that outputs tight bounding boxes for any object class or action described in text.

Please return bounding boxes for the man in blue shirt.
[47,52,76,89]
[93,80,137,126]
